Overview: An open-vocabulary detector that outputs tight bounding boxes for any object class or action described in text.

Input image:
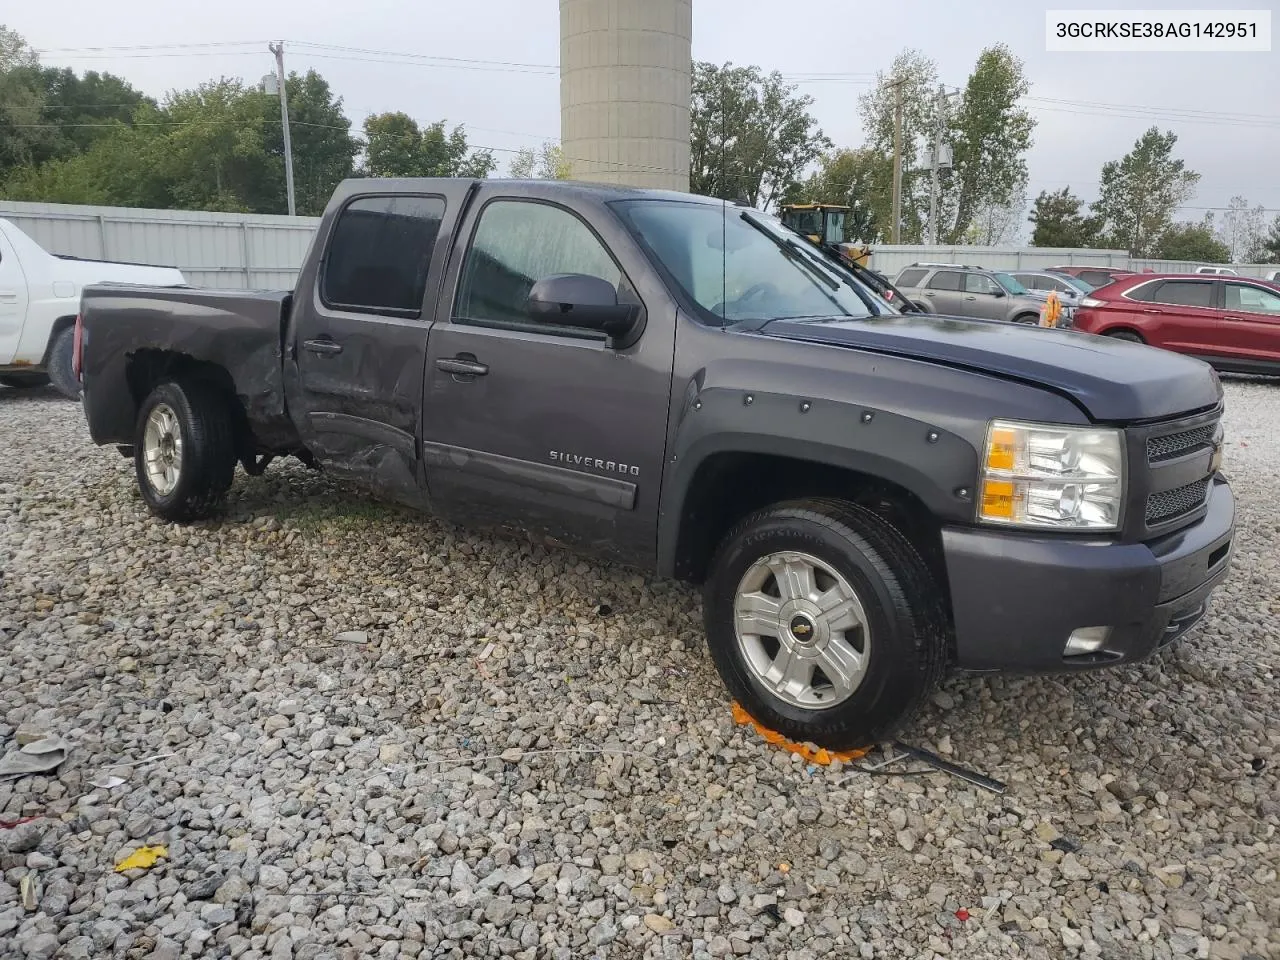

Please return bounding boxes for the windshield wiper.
[738,212,842,292]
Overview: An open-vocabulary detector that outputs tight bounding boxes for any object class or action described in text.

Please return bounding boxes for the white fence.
[2,201,1276,290]
[865,244,1280,279]
[0,200,320,290]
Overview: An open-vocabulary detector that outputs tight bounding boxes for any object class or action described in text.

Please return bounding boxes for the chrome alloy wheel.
[142,402,183,496]
[733,551,871,709]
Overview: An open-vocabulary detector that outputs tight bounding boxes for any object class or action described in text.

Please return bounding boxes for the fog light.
[1064,626,1112,656]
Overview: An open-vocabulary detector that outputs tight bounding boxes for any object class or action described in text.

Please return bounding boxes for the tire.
[1012,313,1040,325]
[1105,330,1144,344]
[0,373,51,389]
[47,326,79,400]
[703,498,948,750]
[910,299,934,313]
[133,379,237,521]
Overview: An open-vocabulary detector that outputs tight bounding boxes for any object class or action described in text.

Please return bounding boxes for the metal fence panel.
[0,200,320,290]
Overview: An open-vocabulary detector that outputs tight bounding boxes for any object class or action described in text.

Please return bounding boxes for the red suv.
[1073,273,1280,373]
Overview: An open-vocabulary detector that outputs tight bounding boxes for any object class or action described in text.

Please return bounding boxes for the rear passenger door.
[1221,281,1280,363]
[921,270,964,314]
[419,190,675,565]
[286,185,471,503]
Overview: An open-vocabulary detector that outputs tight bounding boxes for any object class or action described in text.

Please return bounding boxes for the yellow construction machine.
[777,202,917,312]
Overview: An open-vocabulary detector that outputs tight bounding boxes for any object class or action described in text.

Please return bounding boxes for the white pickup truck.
[0,218,185,398]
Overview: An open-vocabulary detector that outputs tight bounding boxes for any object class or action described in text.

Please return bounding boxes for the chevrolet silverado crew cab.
[0,217,184,398]
[76,178,1236,749]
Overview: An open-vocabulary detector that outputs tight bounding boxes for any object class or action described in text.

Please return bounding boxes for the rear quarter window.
[895,268,927,288]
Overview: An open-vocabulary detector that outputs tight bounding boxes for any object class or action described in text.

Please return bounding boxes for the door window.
[455,200,622,331]
[964,273,1000,295]
[322,195,446,315]
[1225,283,1280,315]
[927,271,963,291]
[1152,280,1214,308]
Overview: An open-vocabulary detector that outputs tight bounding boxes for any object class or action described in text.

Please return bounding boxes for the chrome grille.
[1147,423,1216,463]
[1146,478,1211,525]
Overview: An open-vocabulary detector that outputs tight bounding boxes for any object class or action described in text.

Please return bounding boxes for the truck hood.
[761,314,1221,422]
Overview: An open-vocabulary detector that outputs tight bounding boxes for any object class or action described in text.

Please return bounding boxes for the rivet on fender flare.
[800,401,811,413]
[861,411,873,423]
[927,431,939,443]
[744,394,754,405]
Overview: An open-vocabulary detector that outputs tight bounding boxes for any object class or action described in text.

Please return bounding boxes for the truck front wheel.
[133,380,237,521]
[703,499,947,751]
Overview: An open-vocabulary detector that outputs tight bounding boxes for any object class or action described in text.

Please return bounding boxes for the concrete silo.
[559,0,692,192]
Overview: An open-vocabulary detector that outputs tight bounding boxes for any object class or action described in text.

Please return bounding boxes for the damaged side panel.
[79,284,297,450]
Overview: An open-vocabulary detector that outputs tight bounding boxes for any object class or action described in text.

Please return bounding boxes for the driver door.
[421,193,673,564]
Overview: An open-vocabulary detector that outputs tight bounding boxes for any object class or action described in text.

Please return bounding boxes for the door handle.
[1142,308,1163,314]
[1222,316,1243,322]
[436,357,489,377]
[303,339,343,355]
[963,295,977,301]
[0,291,18,302]
[924,292,935,297]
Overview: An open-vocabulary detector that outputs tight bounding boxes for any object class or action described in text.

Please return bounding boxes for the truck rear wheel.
[47,327,80,400]
[133,380,237,521]
[703,499,947,751]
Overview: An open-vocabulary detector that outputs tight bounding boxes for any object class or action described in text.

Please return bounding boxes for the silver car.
[893,264,1049,325]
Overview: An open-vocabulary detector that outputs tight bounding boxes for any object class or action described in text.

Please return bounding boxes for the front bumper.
[942,475,1235,672]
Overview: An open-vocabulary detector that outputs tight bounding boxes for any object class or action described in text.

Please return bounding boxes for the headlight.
[979,420,1124,530]
[1080,297,1106,307]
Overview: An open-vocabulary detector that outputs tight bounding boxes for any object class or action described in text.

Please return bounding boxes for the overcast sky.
[10,0,1279,224]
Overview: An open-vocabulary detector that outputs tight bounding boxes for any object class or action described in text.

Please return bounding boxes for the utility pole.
[268,42,296,217]
[889,77,904,244]
[927,84,945,245]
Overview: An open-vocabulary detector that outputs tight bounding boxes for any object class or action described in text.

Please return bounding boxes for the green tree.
[0,26,47,177]
[508,141,572,179]
[690,61,829,209]
[1258,214,1280,263]
[361,113,495,179]
[1028,187,1104,247]
[1155,219,1230,262]
[1091,127,1200,256]
[1217,195,1265,263]
[857,49,939,241]
[0,122,171,207]
[944,44,1035,243]
[253,70,357,215]
[159,79,274,212]
[23,66,154,162]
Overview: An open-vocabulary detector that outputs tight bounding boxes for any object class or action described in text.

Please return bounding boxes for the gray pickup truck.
[76,177,1236,749]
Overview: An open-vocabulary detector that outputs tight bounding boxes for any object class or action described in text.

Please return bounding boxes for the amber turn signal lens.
[980,479,1015,519]
[986,427,1016,471]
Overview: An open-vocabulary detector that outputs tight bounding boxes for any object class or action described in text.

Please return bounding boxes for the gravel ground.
[0,380,1276,960]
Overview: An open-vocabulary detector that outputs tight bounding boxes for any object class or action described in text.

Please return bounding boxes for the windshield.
[1060,274,1094,293]
[994,272,1029,295]
[613,199,879,324]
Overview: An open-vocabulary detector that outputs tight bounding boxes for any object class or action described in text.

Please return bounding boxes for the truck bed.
[79,284,300,452]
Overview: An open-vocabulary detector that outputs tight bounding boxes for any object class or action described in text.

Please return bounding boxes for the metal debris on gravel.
[1,381,1277,959]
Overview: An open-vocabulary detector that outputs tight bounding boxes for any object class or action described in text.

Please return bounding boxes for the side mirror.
[526,274,638,337]
[991,288,1006,298]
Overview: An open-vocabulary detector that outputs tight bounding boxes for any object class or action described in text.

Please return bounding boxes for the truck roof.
[330,176,724,207]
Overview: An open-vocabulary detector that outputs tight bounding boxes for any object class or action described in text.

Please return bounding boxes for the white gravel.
[1,380,1277,960]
